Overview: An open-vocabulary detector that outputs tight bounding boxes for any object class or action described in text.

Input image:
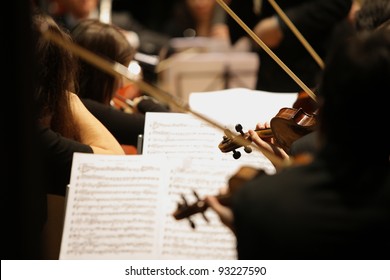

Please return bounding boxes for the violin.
[172,154,314,228]
[172,166,264,228]
[293,90,319,115]
[218,125,273,159]
[218,107,318,159]
[111,79,142,112]
[111,94,134,113]
[270,107,317,152]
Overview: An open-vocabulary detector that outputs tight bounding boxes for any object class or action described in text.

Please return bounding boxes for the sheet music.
[60,153,238,259]
[189,87,298,130]
[60,102,287,259]
[142,112,276,174]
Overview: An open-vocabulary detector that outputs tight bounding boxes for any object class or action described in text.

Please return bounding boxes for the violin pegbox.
[218,124,253,159]
[175,194,196,229]
[173,191,210,229]
[235,124,252,154]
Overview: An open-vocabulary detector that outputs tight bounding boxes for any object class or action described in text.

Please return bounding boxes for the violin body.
[270,107,317,154]
[111,95,134,113]
[111,80,141,112]
[218,107,318,158]
[293,90,318,114]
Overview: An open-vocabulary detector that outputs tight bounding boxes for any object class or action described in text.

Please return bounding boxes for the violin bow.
[267,0,325,69]
[40,23,291,170]
[216,0,317,102]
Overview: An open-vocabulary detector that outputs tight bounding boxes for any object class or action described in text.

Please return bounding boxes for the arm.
[280,0,353,35]
[82,98,145,146]
[227,0,352,47]
[254,0,353,48]
[133,96,171,114]
[69,93,125,155]
[205,195,235,233]
[249,122,289,171]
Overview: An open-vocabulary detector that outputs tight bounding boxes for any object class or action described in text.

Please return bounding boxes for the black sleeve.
[38,127,93,196]
[227,0,352,47]
[82,98,167,146]
[289,131,318,157]
[280,0,353,41]
[227,0,260,44]
[136,97,171,114]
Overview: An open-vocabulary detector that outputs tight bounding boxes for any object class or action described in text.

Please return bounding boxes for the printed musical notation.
[61,110,279,259]
[60,154,239,259]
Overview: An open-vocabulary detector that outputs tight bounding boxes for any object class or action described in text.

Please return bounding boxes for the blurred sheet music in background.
[189,87,297,130]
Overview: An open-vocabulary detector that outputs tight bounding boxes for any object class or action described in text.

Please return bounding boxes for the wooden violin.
[270,107,317,152]
[293,89,319,115]
[172,154,314,228]
[172,166,264,228]
[218,107,318,159]
[111,94,134,113]
[218,125,273,159]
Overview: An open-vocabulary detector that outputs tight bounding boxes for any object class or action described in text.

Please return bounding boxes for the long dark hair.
[71,19,135,105]
[32,8,80,140]
[318,27,390,159]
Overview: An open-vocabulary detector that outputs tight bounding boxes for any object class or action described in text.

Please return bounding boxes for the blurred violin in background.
[172,154,314,228]
[111,60,143,113]
[172,166,264,229]
[111,90,136,113]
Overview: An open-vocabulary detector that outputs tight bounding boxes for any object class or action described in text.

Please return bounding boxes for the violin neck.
[255,128,273,139]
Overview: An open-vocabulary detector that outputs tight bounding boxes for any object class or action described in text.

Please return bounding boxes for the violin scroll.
[219,124,273,159]
[218,107,318,159]
[173,190,229,229]
[172,166,264,228]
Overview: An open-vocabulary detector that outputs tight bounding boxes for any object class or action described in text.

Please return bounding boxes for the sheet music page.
[60,153,239,259]
[159,158,239,259]
[189,88,298,130]
[142,112,276,175]
[60,104,286,259]
[60,154,168,259]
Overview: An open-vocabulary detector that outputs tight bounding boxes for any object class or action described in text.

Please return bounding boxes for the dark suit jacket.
[232,148,390,259]
[227,0,353,92]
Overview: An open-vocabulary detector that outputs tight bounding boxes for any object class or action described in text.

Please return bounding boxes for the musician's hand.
[255,122,273,144]
[205,195,235,233]
[249,122,289,170]
[253,16,283,48]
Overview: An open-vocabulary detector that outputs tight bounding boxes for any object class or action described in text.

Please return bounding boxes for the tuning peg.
[181,194,189,206]
[233,149,241,159]
[192,190,210,223]
[201,212,209,223]
[235,124,244,135]
[192,190,201,200]
[244,146,252,153]
[187,217,196,229]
